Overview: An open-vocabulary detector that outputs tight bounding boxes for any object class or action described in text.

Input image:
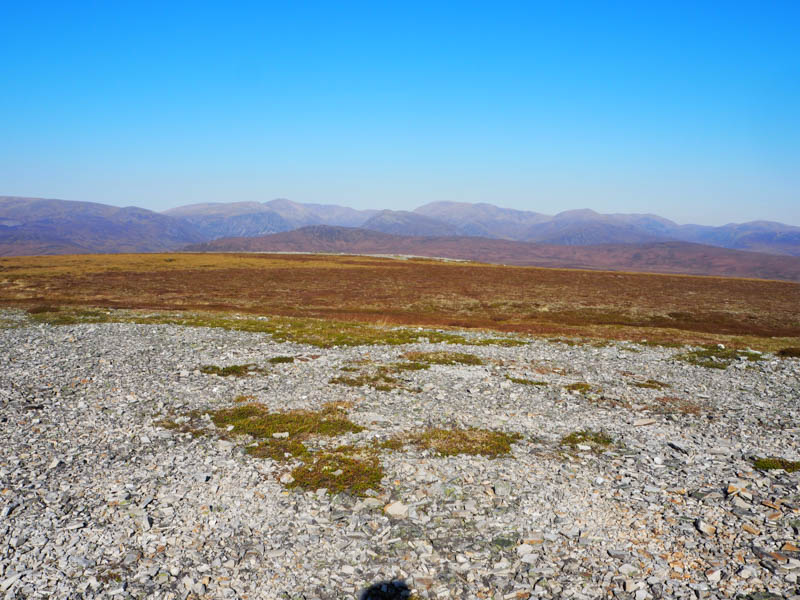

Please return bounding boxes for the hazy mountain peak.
[362,210,459,237]
[163,201,269,217]
[553,208,601,220]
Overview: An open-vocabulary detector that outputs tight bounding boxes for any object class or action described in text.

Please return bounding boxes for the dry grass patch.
[777,347,800,358]
[154,418,207,438]
[564,382,595,394]
[26,304,61,314]
[633,379,671,390]
[533,364,568,375]
[402,351,485,366]
[646,395,703,416]
[394,428,522,457]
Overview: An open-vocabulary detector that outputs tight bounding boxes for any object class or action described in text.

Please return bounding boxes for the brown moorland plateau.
[1,252,798,350]
[186,225,800,282]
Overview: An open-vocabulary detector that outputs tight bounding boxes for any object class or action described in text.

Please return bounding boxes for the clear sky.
[1,1,798,225]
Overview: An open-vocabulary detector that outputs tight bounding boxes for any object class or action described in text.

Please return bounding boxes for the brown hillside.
[186,226,800,282]
[1,253,799,348]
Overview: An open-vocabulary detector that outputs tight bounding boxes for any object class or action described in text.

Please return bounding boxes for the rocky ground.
[0,309,799,600]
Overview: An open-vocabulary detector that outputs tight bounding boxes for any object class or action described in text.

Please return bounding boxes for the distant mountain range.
[0,196,203,255]
[2,195,800,280]
[164,198,800,256]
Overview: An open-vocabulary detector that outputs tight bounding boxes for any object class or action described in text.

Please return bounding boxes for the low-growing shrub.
[246,438,308,461]
[287,446,384,496]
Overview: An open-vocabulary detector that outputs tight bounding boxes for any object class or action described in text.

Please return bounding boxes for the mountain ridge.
[3,195,800,262]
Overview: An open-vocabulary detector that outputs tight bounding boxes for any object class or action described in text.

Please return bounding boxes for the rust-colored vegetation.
[2,253,799,350]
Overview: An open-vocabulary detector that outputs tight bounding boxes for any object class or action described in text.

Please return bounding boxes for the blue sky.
[1,1,798,225]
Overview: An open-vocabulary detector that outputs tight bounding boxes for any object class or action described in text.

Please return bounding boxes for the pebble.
[384,501,409,518]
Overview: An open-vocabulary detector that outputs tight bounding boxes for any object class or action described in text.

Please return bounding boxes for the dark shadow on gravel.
[359,579,412,600]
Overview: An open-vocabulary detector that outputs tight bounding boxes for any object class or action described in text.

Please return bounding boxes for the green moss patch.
[384,361,430,372]
[156,400,381,496]
[634,379,671,390]
[268,355,295,364]
[200,364,265,377]
[402,351,485,366]
[752,456,800,473]
[560,429,614,452]
[473,337,527,347]
[378,438,405,451]
[330,361,429,392]
[329,371,400,392]
[675,346,764,369]
[28,308,511,348]
[506,376,547,386]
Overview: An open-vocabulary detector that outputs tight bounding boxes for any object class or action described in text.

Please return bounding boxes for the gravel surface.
[1,310,799,600]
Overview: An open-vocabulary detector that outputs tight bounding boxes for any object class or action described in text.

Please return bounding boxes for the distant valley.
[3,195,800,281]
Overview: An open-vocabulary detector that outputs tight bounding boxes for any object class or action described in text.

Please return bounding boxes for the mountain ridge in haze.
[0,196,203,255]
[3,195,800,261]
[164,198,800,256]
